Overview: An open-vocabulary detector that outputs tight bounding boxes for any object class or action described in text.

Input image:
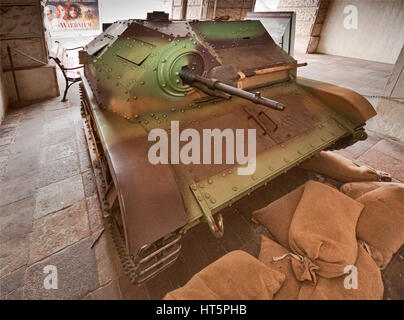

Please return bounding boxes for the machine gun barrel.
[180,67,285,111]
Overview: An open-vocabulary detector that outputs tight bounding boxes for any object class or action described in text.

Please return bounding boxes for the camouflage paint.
[81,18,376,245]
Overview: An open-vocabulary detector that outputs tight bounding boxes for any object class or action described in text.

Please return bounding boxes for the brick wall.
[0,58,8,123]
[205,0,256,20]
[172,0,256,20]
[276,0,329,53]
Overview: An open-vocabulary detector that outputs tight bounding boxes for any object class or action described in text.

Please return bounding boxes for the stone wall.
[0,0,59,106]
[0,0,49,69]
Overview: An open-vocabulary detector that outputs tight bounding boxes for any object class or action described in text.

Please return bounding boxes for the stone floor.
[294,52,394,108]
[1,51,403,300]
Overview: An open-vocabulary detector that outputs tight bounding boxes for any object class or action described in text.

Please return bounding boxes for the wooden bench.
[49,41,84,102]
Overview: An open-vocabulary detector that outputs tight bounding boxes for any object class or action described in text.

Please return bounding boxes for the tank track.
[325,126,368,151]
[108,214,182,285]
[79,84,182,285]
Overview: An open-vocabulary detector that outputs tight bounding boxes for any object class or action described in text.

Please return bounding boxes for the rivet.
[222,173,226,177]
[208,179,213,184]
[204,193,210,199]
[210,198,216,204]
[228,170,232,174]
[191,184,197,191]
[232,186,238,191]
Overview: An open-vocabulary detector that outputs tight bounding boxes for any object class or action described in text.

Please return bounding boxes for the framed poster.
[44,0,100,32]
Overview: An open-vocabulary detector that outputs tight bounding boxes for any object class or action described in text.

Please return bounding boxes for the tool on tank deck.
[79,11,376,285]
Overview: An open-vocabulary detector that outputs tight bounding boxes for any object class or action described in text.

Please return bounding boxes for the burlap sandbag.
[253,185,305,249]
[289,180,364,281]
[163,250,285,300]
[298,243,384,300]
[341,181,402,199]
[299,151,391,182]
[258,236,301,300]
[355,184,404,269]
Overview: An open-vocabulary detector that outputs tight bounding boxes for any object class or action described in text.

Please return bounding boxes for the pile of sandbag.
[163,152,402,300]
[164,250,286,300]
[299,151,391,182]
[253,180,404,300]
[163,180,403,300]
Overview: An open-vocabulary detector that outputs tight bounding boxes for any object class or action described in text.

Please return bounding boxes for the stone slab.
[23,237,99,300]
[29,200,90,264]
[0,196,34,244]
[34,174,84,219]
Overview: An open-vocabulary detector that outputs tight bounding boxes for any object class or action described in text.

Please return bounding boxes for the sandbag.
[163,250,285,300]
[341,181,402,199]
[299,151,391,182]
[258,236,301,300]
[298,243,384,300]
[358,240,385,270]
[355,185,404,269]
[289,180,364,280]
[253,185,305,249]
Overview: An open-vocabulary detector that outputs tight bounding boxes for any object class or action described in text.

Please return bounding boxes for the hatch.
[116,39,154,66]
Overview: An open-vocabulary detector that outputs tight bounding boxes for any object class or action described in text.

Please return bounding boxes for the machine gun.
[180,67,286,111]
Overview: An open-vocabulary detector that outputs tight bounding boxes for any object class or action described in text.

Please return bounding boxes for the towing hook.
[208,213,224,238]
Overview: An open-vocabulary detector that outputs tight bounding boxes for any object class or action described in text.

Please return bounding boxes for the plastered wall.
[317,0,404,64]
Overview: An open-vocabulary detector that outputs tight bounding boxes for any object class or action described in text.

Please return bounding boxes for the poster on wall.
[44,0,100,32]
